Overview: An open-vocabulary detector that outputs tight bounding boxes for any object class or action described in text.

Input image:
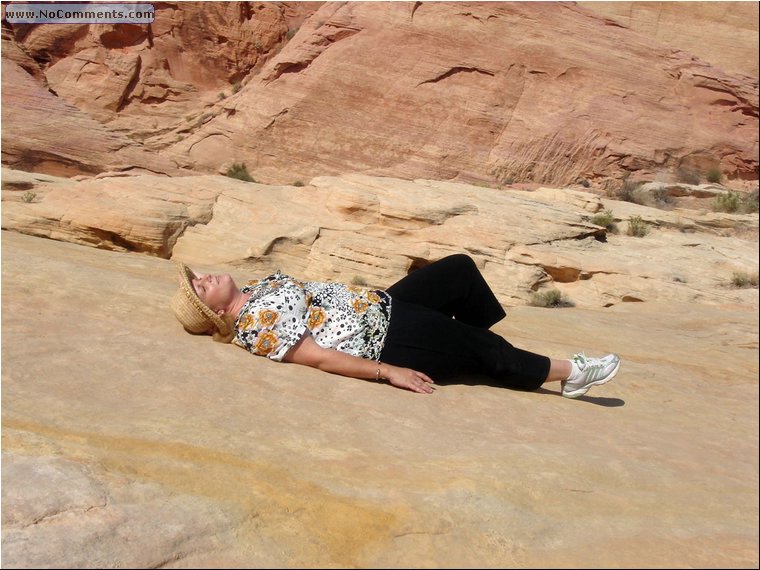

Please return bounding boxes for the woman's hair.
[211,313,237,344]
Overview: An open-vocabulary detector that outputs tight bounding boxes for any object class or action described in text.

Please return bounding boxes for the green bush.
[226,163,255,182]
[529,289,575,308]
[614,178,641,203]
[714,191,740,213]
[626,215,650,237]
[293,180,305,187]
[706,168,722,184]
[730,271,758,288]
[742,189,758,213]
[591,209,617,232]
[713,189,759,213]
[21,191,36,203]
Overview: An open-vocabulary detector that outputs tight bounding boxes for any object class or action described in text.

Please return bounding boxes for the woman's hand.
[382,364,435,394]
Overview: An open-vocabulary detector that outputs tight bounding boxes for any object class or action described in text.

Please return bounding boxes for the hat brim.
[171,261,230,335]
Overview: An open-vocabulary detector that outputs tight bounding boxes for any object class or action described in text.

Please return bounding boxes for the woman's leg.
[381,299,550,391]
[545,359,572,383]
[386,254,506,329]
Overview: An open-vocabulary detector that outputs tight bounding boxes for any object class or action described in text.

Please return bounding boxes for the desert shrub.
[613,177,641,203]
[714,191,740,213]
[730,271,758,288]
[286,28,299,40]
[713,189,759,213]
[226,163,255,182]
[614,183,672,210]
[232,82,242,94]
[706,168,722,184]
[529,289,575,308]
[650,187,674,209]
[579,179,590,188]
[293,180,305,187]
[351,275,368,286]
[195,113,212,127]
[676,168,700,185]
[21,191,36,203]
[591,209,617,232]
[742,189,758,213]
[626,215,650,237]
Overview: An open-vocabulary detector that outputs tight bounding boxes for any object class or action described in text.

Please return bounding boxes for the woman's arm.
[283,333,435,394]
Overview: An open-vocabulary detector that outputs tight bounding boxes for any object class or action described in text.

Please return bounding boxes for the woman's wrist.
[375,361,391,382]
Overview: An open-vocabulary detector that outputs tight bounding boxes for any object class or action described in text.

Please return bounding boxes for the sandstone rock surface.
[0,58,182,176]
[2,225,757,568]
[2,2,759,566]
[3,2,757,186]
[1,1,319,176]
[167,1,758,186]
[3,169,758,311]
[580,1,760,77]
[3,2,320,127]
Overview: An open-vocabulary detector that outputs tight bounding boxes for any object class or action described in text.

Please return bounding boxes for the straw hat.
[170,261,231,336]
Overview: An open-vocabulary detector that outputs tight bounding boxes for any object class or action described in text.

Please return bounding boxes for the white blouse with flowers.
[232,271,392,362]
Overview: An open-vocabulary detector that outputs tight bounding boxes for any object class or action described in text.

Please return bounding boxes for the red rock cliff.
[2,1,757,185]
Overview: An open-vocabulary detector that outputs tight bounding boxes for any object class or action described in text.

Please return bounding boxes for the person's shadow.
[532,386,625,407]
[437,376,625,407]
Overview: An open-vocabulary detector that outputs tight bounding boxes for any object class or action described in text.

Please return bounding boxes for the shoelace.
[572,353,610,381]
[573,352,588,369]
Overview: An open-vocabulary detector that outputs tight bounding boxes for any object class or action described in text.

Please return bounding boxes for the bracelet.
[375,361,383,382]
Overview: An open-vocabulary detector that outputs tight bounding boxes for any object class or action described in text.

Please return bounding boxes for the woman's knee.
[440,253,477,272]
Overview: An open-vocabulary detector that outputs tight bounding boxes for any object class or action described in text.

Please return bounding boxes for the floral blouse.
[232,271,392,362]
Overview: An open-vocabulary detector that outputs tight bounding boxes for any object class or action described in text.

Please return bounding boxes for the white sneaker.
[562,353,621,398]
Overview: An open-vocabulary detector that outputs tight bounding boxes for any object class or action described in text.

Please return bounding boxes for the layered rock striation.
[2,2,757,185]
[1,2,319,175]
[166,1,758,186]
[2,166,758,570]
[3,167,757,310]
[580,1,760,77]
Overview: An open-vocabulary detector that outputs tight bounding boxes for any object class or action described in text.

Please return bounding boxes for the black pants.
[379,254,550,391]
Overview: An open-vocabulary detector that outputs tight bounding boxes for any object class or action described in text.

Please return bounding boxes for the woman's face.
[191,273,238,312]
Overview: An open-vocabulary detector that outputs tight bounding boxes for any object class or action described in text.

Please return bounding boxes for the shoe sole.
[562,358,621,399]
